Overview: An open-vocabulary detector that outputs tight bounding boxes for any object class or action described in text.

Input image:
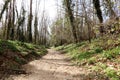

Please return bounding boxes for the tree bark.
[93,0,104,34]
[65,0,78,43]
[27,0,33,42]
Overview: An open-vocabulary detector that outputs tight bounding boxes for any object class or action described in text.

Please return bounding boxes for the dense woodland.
[0,0,120,80]
[0,0,119,46]
[51,0,120,46]
[0,0,50,45]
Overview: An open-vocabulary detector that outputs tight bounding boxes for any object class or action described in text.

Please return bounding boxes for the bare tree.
[0,0,11,21]
[93,0,104,35]
[64,0,78,43]
[27,0,33,42]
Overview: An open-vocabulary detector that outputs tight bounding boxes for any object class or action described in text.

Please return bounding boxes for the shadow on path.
[7,49,107,80]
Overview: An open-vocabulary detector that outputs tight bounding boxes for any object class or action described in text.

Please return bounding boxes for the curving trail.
[8,49,90,80]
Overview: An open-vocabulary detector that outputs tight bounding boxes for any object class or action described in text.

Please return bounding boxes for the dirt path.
[8,49,90,80]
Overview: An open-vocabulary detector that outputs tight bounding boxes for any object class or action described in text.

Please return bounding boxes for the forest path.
[9,49,89,80]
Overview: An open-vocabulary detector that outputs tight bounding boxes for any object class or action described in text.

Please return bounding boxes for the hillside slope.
[0,40,47,79]
[55,35,120,80]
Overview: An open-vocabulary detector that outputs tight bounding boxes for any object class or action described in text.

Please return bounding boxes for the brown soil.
[6,49,106,80]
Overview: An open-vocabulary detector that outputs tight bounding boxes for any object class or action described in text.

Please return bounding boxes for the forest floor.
[0,40,47,80]
[54,35,120,80]
[2,35,120,80]
[6,49,101,80]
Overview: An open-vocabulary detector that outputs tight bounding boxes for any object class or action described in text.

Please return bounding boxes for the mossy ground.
[55,35,120,80]
[0,40,47,72]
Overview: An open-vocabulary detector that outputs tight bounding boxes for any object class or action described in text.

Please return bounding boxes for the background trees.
[50,0,120,46]
[0,0,50,45]
[27,0,33,42]
[0,0,119,46]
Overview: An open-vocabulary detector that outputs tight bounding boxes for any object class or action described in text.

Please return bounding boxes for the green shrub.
[104,68,119,79]
[88,57,97,64]
[14,56,27,64]
[91,66,102,72]
[102,47,120,59]
[96,62,107,69]
[55,45,64,50]
[0,40,19,52]
[76,51,95,61]
[95,47,103,53]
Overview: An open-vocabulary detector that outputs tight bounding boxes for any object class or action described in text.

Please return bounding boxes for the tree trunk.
[93,0,104,34]
[27,0,33,42]
[65,0,78,43]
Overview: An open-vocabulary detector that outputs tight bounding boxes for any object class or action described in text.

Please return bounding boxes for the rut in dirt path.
[9,49,91,80]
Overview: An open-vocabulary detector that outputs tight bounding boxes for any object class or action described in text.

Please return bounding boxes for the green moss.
[55,36,120,79]
[0,39,47,61]
[0,40,19,52]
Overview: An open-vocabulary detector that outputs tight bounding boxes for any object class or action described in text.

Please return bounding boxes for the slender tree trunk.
[93,0,104,35]
[27,0,33,42]
[65,0,78,43]
[6,2,12,40]
[34,16,38,44]
[83,3,91,42]
[3,9,8,40]
[10,0,15,40]
[0,0,11,21]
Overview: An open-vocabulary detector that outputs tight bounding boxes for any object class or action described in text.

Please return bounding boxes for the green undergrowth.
[55,36,120,80]
[0,40,47,70]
